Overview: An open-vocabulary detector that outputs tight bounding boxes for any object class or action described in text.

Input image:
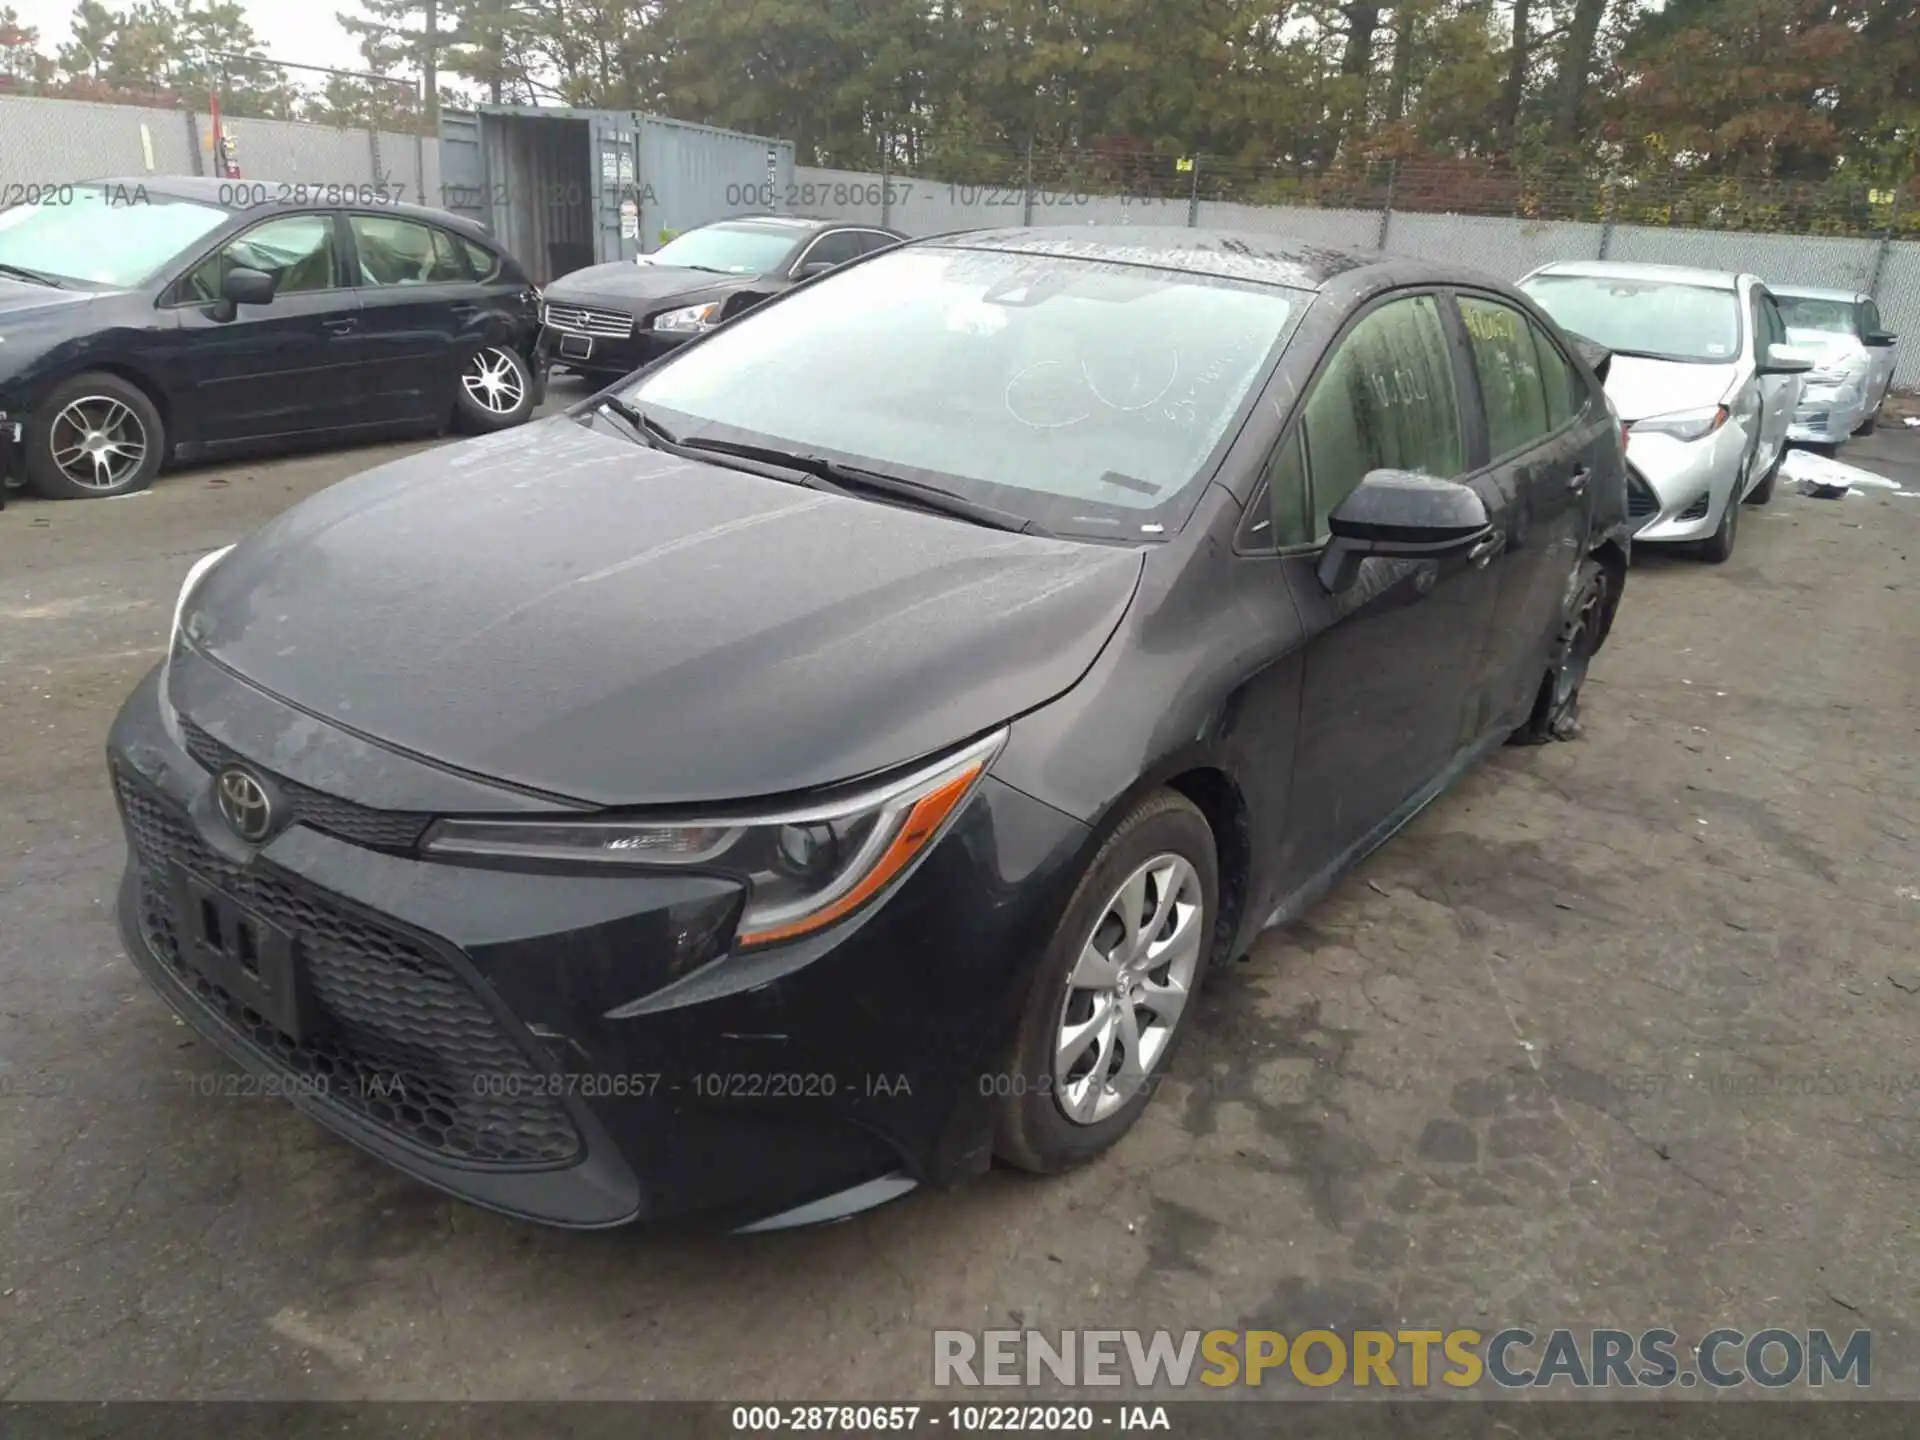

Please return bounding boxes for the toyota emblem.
[214,766,275,843]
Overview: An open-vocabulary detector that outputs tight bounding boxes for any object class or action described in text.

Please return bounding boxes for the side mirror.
[1759,343,1813,376]
[1865,330,1898,348]
[223,267,277,306]
[209,266,277,322]
[1317,470,1493,595]
[794,260,836,280]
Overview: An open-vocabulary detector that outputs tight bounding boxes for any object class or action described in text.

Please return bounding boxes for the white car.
[1518,261,1811,564]
[1771,285,1900,450]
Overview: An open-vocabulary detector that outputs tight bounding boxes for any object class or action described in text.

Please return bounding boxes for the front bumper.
[1787,389,1868,445]
[537,322,691,377]
[107,661,1089,1229]
[1621,422,1745,543]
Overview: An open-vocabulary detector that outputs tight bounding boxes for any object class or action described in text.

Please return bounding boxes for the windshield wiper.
[676,437,1050,536]
[0,262,65,288]
[598,394,679,447]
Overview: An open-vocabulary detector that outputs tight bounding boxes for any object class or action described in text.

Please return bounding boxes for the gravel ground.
[1,397,1917,1401]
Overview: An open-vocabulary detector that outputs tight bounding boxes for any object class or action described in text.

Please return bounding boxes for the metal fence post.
[1022,138,1035,226]
[368,125,383,190]
[1376,158,1398,252]
[415,126,427,205]
[1597,178,1616,259]
[880,139,892,229]
[1866,183,1903,302]
[1187,154,1200,228]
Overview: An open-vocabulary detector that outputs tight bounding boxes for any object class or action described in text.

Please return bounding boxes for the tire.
[995,789,1218,1174]
[24,372,164,500]
[453,345,536,433]
[1699,461,1742,564]
[1510,559,1607,745]
[1854,412,1877,437]
[1744,442,1783,506]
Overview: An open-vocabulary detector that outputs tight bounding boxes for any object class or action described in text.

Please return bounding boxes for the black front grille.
[179,720,430,851]
[1625,467,1660,523]
[115,767,582,1169]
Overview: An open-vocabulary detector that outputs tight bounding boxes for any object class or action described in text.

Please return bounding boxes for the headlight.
[422,729,1006,948]
[158,543,235,749]
[652,301,722,334]
[1629,405,1729,442]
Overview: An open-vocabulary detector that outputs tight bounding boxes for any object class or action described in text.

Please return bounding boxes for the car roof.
[96,175,493,239]
[694,215,906,240]
[1768,283,1864,303]
[925,225,1421,291]
[1525,259,1746,290]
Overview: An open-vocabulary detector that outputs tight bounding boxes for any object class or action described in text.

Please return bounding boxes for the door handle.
[1468,532,1504,568]
[324,318,358,335]
[1568,466,1589,493]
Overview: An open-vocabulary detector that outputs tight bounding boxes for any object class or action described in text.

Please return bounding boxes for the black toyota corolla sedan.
[107,227,1630,1232]
[0,178,541,500]
[536,214,904,381]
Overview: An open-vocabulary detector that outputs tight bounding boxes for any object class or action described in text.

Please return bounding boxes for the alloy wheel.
[462,347,527,415]
[1052,853,1205,1125]
[49,396,148,492]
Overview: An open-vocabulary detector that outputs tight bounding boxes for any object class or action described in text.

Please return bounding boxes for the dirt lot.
[2,398,1917,1401]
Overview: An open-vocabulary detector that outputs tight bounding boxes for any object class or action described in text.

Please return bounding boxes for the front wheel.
[995,790,1218,1174]
[1744,441,1783,506]
[453,345,536,433]
[24,372,165,500]
[1511,559,1607,745]
[1699,464,1742,564]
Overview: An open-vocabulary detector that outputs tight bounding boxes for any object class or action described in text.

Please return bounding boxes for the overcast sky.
[13,0,374,79]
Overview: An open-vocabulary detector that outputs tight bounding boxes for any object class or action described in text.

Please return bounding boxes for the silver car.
[1518,261,1811,563]
[1771,286,1900,449]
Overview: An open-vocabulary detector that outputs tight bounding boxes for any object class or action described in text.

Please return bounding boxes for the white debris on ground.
[1778,446,1910,498]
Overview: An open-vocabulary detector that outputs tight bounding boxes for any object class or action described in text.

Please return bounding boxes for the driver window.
[1300,294,1464,538]
[181,214,338,303]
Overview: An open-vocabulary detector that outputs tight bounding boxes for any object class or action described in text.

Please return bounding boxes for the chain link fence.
[2,97,1914,389]
[0,71,434,205]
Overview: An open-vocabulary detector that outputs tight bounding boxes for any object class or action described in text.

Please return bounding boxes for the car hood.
[543,262,750,315]
[1785,329,1867,372]
[0,277,97,323]
[185,418,1143,807]
[1605,355,1742,423]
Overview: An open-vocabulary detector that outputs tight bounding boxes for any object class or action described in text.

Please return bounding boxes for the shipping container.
[438,107,796,285]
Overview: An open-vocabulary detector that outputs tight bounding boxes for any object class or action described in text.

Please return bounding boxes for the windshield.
[649,224,798,276]
[0,189,229,288]
[627,246,1301,539]
[1521,274,1741,364]
[1775,295,1857,337]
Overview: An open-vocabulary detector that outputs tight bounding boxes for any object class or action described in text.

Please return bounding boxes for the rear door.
[1451,290,1595,734]
[345,211,487,426]
[165,210,363,448]
[1266,291,1506,891]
